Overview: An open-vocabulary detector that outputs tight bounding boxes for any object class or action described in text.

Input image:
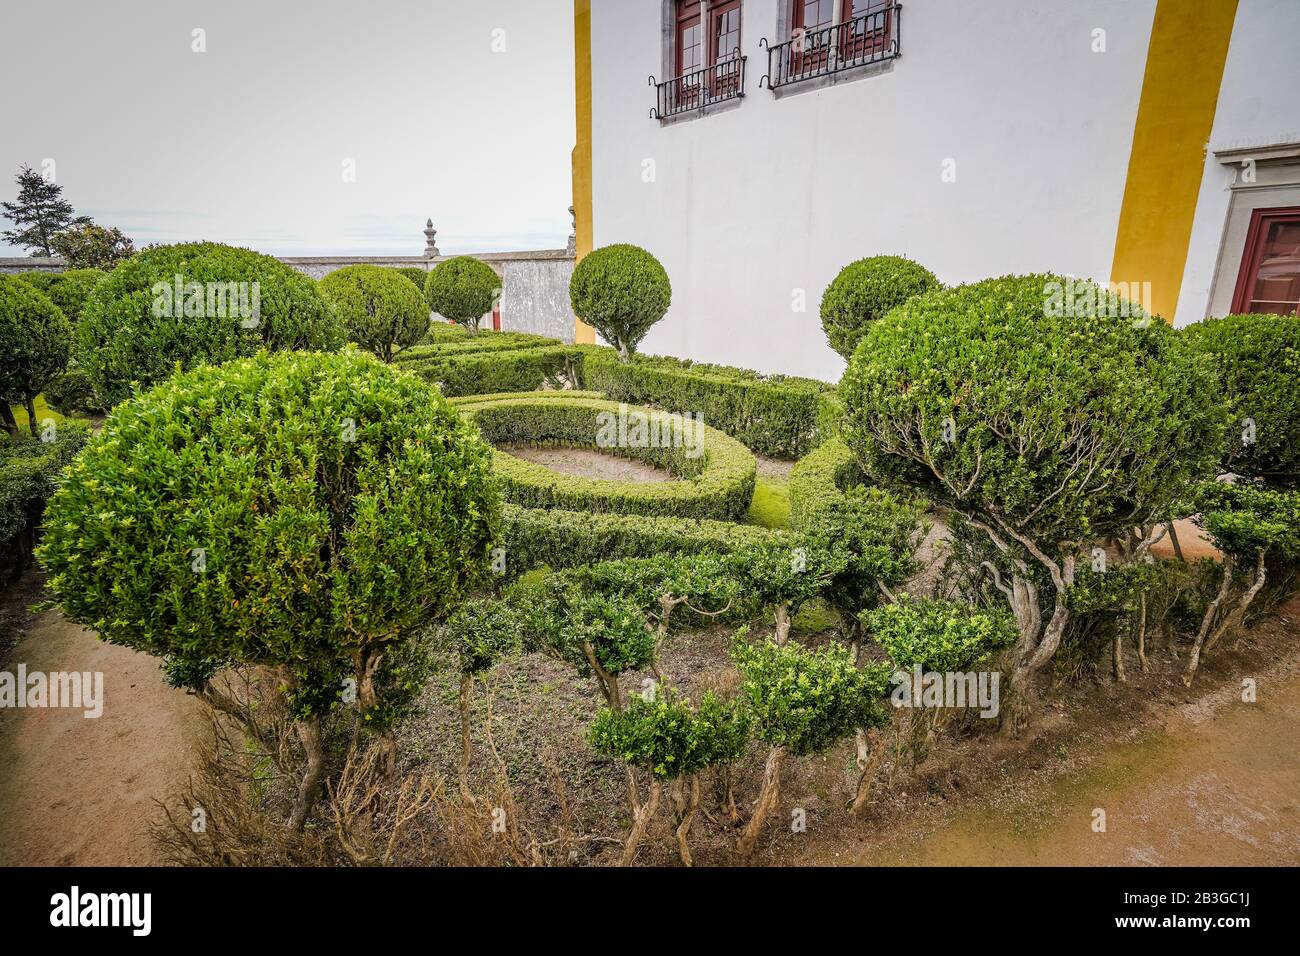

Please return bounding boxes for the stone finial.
[423,218,440,258]
[566,205,577,256]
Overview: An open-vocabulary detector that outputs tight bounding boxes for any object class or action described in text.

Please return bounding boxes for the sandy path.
[0,610,198,866]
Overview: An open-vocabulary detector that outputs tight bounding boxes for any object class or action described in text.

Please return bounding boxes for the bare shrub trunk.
[582,641,623,711]
[0,402,18,439]
[851,727,889,814]
[1184,552,1266,687]
[1135,593,1149,673]
[24,396,37,437]
[736,745,784,857]
[773,604,791,645]
[1113,632,1127,683]
[671,774,701,866]
[618,777,661,866]
[289,717,326,831]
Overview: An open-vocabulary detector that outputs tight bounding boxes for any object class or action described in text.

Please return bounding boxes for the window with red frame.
[790,0,892,72]
[672,1,743,104]
[1231,207,1300,316]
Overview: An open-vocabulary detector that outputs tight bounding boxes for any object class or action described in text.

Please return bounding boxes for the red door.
[1231,207,1300,316]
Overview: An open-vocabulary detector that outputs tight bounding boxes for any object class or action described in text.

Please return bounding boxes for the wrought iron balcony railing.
[650,50,746,120]
[760,3,901,91]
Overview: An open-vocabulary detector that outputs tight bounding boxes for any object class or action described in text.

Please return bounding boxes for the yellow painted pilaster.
[572,0,596,344]
[1110,0,1239,322]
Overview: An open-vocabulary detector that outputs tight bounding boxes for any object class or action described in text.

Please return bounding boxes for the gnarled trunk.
[618,777,661,866]
[288,717,326,831]
[736,745,784,856]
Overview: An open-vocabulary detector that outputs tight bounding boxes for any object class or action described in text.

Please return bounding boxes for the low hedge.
[461,395,757,520]
[497,503,783,577]
[400,344,579,396]
[1,421,91,578]
[449,389,605,407]
[786,436,866,531]
[578,346,836,459]
[392,330,559,364]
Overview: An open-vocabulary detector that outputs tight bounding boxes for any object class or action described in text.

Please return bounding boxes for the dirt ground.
[500,445,673,483]
[0,571,199,866]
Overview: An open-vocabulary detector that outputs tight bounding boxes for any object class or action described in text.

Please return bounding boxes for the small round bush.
[0,275,72,435]
[318,264,430,362]
[38,349,501,705]
[820,255,939,360]
[1185,313,1300,488]
[424,256,500,334]
[76,242,344,407]
[569,243,671,360]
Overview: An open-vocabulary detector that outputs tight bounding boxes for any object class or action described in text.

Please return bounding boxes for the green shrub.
[729,540,847,642]
[0,421,90,579]
[29,269,107,323]
[579,346,835,459]
[1185,313,1300,488]
[424,256,500,334]
[461,394,757,520]
[393,266,429,291]
[401,344,578,396]
[318,264,429,362]
[42,366,99,416]
[841,274,1225,701]
[731,630,892,853]
[442,598,522,675]
[789,437,924,627]
[0,275,72,436]
[497,503,784,576]
[591,690,747,780]
[861,598,1016,673]
[39,348,500,765]
[820,255,940,360]
[393,330,558,364]
[76,242,344,407]
[569,244,671,360]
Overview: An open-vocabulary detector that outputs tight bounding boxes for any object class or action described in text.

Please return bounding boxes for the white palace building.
[569,0,1300,380]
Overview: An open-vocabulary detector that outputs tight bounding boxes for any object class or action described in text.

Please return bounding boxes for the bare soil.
[500,445,674,483]
[0,570,200,866]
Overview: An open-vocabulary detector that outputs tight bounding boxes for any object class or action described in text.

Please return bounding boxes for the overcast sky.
[0,0,575,256]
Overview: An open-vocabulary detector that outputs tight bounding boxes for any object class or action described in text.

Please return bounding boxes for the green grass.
[7,394,88,433]
[746,477,791,530]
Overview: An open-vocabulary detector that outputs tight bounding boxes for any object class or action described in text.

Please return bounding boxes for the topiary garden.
[5,239,1298,866]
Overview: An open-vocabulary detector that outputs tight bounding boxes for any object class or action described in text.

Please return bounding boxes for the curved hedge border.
[498,503,783,577]
[460,395,757,521]
[400,344,578,396]
[578,346,836,459]
[449,389,606,407]
[787,436,866,531]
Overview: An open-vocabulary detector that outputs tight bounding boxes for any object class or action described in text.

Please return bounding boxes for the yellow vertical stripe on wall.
[572,0,596,344]
[1110,0,1238,322]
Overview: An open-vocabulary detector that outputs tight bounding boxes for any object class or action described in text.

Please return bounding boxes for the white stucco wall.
[1175,0,1300,327]
[589,0,1157,380]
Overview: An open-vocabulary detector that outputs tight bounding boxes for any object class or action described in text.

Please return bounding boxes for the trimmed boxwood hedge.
[578,346,836,459]
[787,436,866,531]
[460,394,757,520]
[449,389,606,407]
[498,503,783,577]
[1,421,91,579]
[392,330,559,364]
[401,344,579,396]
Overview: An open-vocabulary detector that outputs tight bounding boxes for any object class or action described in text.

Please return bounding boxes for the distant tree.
[1,165,90,257]
[51,224,135,270]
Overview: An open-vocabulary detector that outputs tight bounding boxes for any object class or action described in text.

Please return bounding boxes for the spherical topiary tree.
[840,275,1225,717]
[1184,313,1300,489]
[318,264,430,362]
[820,255,939,360]
[38,349,501,828]
[0,275,72,437]
[569,243,671,361]
[424,256,500,335]
[76,241,345,407]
